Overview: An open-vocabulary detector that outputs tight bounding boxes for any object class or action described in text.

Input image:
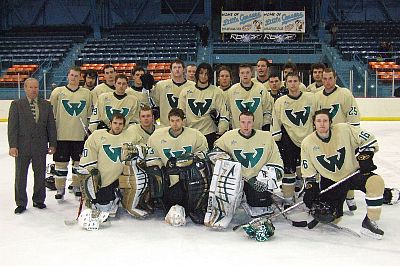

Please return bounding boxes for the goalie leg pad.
[84,169,102,202]
[145,164,165,199]
[204,160,243,228]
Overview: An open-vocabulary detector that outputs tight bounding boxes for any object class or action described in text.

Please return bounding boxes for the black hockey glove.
[357,151,377,174]
[140,73,155,91]
[303,178,320,209]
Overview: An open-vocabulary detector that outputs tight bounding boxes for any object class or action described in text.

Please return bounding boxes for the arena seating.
[369,61,400,80]
[0,64,38,87]
[76,24,197,65]
[213,41,322,54]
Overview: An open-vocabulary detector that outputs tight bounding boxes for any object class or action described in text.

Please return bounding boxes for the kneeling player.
[209,111,283,226]
[301,109,385,239]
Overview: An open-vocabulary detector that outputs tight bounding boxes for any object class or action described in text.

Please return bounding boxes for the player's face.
[198,68,209,84]
[115,78,128,95]
[139,110,153,127]
[218,70,231,89]
[85,76,96,88]
[104,67,116,85]
[67,70,81,87]
[256,61,268,78]
[322,72,337,90]
[134,70,145,86]
[283,68,294,78]
[312,68,324,82]
[169,116,183,132]
[286,76,300,94]
[239,67,252,85]
[186,66,196,81]
[314,113,330,135]
[171,63,184,79]
[268,77,281,92]
[110,118,125,135]
[239,115,254,136]
[24,79,39,100]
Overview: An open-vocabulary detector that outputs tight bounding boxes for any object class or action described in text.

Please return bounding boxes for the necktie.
[30,100,36,121]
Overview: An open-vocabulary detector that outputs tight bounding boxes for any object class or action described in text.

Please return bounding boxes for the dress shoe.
[33,202,46,209]
[14,206,26,214]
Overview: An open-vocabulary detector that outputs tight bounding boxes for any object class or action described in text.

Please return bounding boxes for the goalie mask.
[309,201,337,224]
[78,209,109,231]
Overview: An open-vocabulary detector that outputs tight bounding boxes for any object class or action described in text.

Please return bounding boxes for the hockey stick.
[79,117,90,137]
[64,194,84,226]
[233,170,360,231]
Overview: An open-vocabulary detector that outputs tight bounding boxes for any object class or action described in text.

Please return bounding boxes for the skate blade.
[360,228,383,240]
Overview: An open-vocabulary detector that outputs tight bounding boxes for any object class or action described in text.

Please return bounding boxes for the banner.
[228,33,297,43]
[221,11,305,33]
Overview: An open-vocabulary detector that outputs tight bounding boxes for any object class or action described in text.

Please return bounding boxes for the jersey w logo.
[188,98,212,116]
[316,147,345,172]
[327,104,340,119]
[233,148,263,168]
[166,93,179,108]
[285,106,311,126]
[105,106,130,120]
[163,146,192,159]
[235,98,261,113]
[103,145,122,163]
[62,100,86,116]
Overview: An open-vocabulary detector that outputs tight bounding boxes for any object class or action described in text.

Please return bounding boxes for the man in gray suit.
[8,78,57,214]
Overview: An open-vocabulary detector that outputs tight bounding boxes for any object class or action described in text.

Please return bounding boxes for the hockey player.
[126,105,160,145]
[146,108,209,224]
[225,64,273,131]
[89,74,140,132]
[301,109,385,239]
[252,58,270,90]
[150,59,195,127]
[79,113,143,217]
[282,62,307,91]
[185,64,197,82]
[217,65,233,92]
[213,110,284,218]
[49,66,93,200]
[178,62,230,149]
[126,66,151,107]
[272,72,317,208]
[268,73,287,102]
[91,65,116,105]
[82,70,98,91]
[315,68,361,210]
[306,63,326,93]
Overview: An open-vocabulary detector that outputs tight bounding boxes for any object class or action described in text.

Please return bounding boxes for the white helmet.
[165,205,186,227]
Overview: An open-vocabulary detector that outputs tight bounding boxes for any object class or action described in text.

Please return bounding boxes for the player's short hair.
[83,69,98,80]
[311,62,326,72]
[110,112,126,126]
[168,108,185,120]
[323,68,337,78]
[239,110,255,121]
[103,64,115,73]
[285,72,300,81]
[186,63,196,69]
[257,58,270,67]
[132,66,145,76]
[239,64,252,71]
[312,109,332,125]
[115,74,128,82]
[170,59,185,70]
[195,62,213,84]
[268,72,281,81]
[68,66,81,75]
[140,105,153,115]
[217,65,232,78]
[283,62,298,72]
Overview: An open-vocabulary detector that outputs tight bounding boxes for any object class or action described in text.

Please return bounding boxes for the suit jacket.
[8,97,57,157]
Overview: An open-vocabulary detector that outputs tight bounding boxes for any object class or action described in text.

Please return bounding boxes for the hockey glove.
[140,73,154,91]
[357,151,377,174]
[303,178,320,209]
[97,120,110,130]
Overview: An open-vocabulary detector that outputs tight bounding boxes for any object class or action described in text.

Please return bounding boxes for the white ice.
[1,122,400,266]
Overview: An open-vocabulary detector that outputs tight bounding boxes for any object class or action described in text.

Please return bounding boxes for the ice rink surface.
[1,122,399,266]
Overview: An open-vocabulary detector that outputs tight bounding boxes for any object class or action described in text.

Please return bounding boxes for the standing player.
[282,62,307,91]
[217,65,233,92]
[301,109,385,239]
[82,70,98,91]
[178,62,229,149]
[126,105,160,144]
[89,74,139,132]
[225,64,273,131]
[306,63,326,93]
[150,59,195,127]
[268,73,287,102]
[50,66,92,200]
[185,64,197,82]
[252,58,270,90]
[146,108,209,223]
[91,65,116,105]
[272,72,317,208]
[214,111,284,217]
[315,68,361,210]
[126,66,151,107]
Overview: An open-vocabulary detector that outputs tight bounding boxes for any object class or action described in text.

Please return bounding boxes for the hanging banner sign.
[221,11,305,33]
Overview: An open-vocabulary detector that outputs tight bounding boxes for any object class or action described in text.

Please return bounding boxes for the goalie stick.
[233,170,360,231]
[64,193,84,226]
